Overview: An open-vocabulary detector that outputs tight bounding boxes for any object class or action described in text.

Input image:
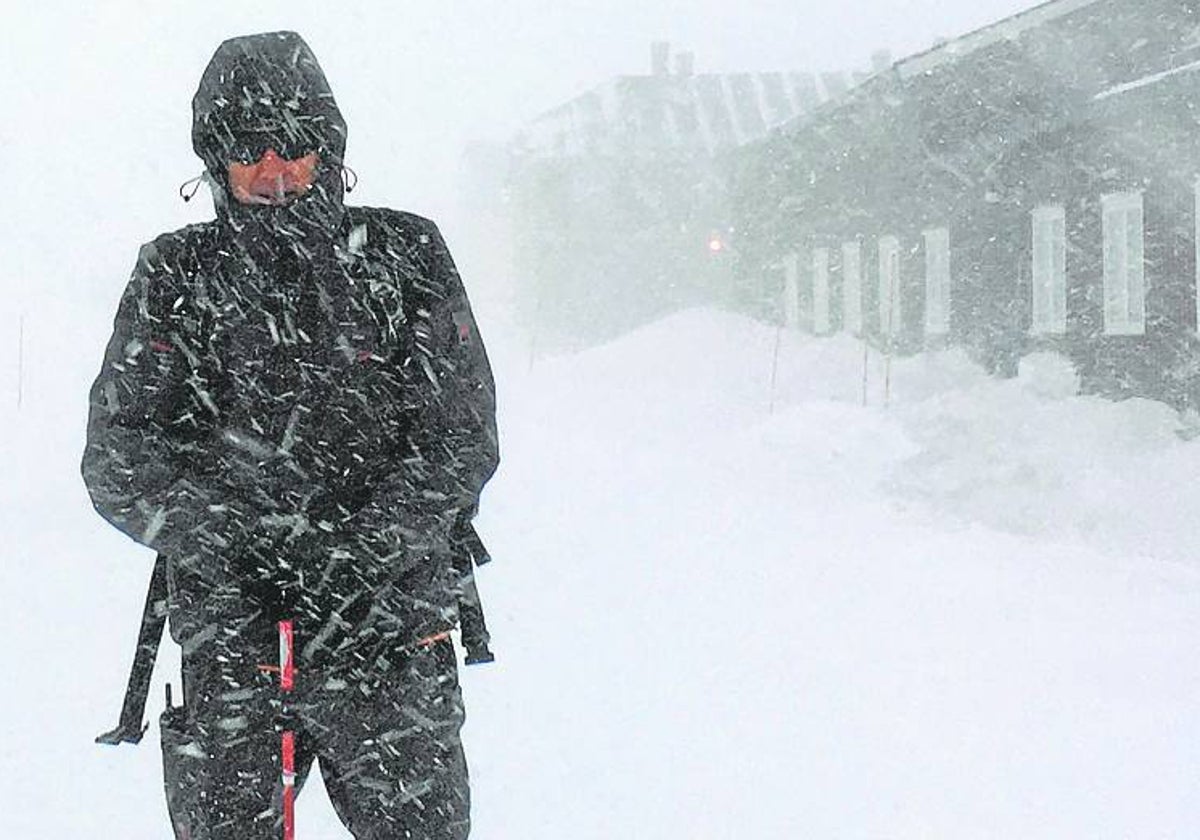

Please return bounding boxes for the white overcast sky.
[0,0,1041,319]
[4,1,1040,197]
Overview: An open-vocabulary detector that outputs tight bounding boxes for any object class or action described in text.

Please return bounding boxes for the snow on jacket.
[80,31,498,654]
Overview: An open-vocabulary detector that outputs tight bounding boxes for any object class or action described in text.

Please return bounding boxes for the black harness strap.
[96,553,169,746]
[452,521,495,665]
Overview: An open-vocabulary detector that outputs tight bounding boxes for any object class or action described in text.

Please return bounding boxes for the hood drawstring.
[341,165,358,194]
[178,173,204,203]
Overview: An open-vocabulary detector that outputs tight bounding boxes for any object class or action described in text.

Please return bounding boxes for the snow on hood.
[192,31,346,175]
[191,31,348,236]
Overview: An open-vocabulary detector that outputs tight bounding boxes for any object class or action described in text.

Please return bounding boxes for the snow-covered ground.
[2,307,1198,838]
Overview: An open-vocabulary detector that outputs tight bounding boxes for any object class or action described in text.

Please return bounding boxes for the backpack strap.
[96,553,169,746]
[451,518,495,665]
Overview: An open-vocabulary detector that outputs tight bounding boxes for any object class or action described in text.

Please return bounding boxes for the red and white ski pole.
[278,619,296,840]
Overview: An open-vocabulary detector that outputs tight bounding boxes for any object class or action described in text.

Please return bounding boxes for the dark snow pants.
[160,617,469,840]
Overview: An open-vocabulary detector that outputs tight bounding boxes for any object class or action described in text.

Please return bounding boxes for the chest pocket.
[333,280,409,418]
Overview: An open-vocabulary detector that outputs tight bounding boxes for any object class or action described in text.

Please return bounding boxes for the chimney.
[674,51,694,77]
[871,49,893,74]
[651,41,671,76]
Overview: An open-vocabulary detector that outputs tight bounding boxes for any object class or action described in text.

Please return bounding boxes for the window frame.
[1100,191,1146,337]
[842,241,863,335]
[1194,177,1200,333]
[1031,205,1067,335]
[812,246,830,334]
[782,251,801,329]
[878,235,901,337]
[923,227,951,336]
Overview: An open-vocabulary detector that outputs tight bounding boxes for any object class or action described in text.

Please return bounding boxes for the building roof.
[896,0,1103,79]
[769,0,1196,141]
[516,66,862,159]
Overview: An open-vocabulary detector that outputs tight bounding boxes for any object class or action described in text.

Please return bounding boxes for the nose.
[256,148,285,172]
[249,149,298,201]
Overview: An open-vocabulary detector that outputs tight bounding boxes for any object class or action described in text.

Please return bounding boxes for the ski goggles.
[226,149,320,205]
[227,134,320,165]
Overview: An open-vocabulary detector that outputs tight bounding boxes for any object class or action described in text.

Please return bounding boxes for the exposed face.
[227,148,320,205]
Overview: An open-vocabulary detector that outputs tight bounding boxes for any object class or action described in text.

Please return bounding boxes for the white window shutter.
[1031,206,1066,334]
[1195,178,1200,333]
[782,252,800,328]
[1126,199,1145,330]
[842,241,863,335]
[1102,192,1145,336]
[1102,201,1127,332]
[923,227,951,336]
[1051,212,1066,329]
[812,247,830,334]
[878,236,901,337]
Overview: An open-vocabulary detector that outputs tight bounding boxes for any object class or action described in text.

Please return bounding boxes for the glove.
[292,501,457,662]
[231,510,317,620]
[216,427,320,517]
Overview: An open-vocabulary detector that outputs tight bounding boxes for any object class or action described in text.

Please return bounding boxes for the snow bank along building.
[733,0,1200,406]
[505,44,886,349]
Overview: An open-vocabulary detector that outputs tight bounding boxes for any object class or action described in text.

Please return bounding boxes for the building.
[506,44,868,350]
[733,0,1200,406]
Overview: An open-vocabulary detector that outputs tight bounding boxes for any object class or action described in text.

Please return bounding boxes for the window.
[842,241,863,335]
[878,235,901,337]
[923,227,951,336]
[812,247,830,334]
[1101,192,1145,336]
[1031,206,1067,334]
[782,252,800,328]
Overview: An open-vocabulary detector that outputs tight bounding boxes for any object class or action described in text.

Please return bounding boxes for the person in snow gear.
[81,31,499,840]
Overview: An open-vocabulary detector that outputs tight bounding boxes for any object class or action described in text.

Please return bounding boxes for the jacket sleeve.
[413,220,500,510]
[354,219,500,532]
[80,241,232,557]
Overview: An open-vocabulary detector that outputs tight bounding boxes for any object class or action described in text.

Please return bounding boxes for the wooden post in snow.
[861,340,870,407]
[17,312,23,411]
[769,323,782,415]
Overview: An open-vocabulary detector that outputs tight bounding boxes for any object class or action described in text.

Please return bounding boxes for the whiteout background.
[1,2,1198,838]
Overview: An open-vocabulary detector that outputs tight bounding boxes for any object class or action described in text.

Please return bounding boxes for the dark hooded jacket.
[81,32,498,661]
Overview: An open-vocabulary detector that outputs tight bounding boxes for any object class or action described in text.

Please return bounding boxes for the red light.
[708,236,724,253]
